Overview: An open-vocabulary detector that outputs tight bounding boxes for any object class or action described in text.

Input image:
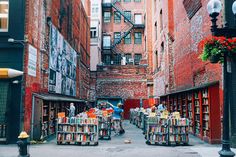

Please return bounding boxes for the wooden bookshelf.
[160,83,221,144]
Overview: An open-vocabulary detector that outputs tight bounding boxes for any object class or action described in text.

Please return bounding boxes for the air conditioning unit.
[111,61,114,65]
[121,57,126,65]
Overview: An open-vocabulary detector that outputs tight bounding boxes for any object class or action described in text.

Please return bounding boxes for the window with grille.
[125,53,132,64]
[113,54,121,65]
[103,54,111,65]
[134,32,142,44]
[103,35,111,48]
[114,32,121,44]
[124,11,131,22]
[104,11,111,23]
[0,0,9,32]
[134,54,142,65]
[124,33,131,44]
[114,12,121,23]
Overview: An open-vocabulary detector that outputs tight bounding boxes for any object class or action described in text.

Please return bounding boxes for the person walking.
[107,102,125,135]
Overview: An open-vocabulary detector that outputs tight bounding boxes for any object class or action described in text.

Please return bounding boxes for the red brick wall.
[23,0,90,133]
[153,0,223,109]
[96,65,148,99]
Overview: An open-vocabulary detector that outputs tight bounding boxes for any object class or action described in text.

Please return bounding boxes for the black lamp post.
[207,0,236,157]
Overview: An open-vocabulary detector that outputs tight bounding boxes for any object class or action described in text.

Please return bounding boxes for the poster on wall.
[48,25,77,96]
[28,45,37,77]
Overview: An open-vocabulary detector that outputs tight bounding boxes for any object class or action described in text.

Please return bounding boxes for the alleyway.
[0,121,233,157]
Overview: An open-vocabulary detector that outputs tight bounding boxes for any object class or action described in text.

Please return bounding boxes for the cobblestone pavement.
[0,121,235,157]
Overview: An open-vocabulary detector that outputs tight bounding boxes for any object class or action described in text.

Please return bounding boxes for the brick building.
[0,0,90,143]
[91,0,154,114]
[151,0,236,146]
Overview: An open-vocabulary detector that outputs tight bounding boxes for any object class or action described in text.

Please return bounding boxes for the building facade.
[91,0,154,113]
[90,0,102,72]
[151,0,235,146]
[0,0,90,143]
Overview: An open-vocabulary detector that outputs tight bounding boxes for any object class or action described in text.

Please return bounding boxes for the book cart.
[57,117,99,146]
[129,109,135,124]
[160,82,221,144]
[168,115,189,145]
[145,116,169,145]
[98,115,112,140]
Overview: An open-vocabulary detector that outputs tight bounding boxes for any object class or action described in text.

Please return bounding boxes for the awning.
[33,93,85,103]
[159,81,219,97]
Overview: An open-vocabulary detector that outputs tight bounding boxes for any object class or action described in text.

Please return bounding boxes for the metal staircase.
[102,0,144,55]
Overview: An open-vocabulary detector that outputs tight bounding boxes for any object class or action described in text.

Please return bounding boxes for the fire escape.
[102,0,145,62]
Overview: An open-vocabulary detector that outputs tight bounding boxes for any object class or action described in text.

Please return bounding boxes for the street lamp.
[207,0,236,157]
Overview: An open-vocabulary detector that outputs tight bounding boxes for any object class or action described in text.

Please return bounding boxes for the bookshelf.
[194,91,201,137]
[98,116,112,140]
[160,83,221,144]
[57,117,99,146]
[146,116,169,145]
[168,118,189,145]
[187,93,194,134]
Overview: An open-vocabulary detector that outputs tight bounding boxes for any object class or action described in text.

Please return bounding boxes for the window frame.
[124,32,131,44]
[134,54,142,65]
[124,11,131,22]
[103,11,111,23]
[114,11,121,23]
[114,32,121,44]
[134,32,142,44]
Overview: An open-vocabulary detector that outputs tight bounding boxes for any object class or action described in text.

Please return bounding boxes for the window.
[161,42,164,52]
[124,0,131,2]
[125,53,132,64]
[0,0,9,32]
[114,32,121,44]
[134,14,142,24]
[160,9,163,32]
[134,0,141,2]
[155,22,157,41]
[114,12,121,23]
[113,54,121,65]
[103,54,111,65]
[103,35,111,48]
[124,11,131,22]
[104,11,111,23]
[134,32,142,44]
[134,54,142,65]
[124,33,131,44]
[90,27,97,38]
[155,51,158,68]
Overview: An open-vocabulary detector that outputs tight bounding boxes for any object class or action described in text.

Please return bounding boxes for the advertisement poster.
[49,25,77,96]
[28,45,37,77]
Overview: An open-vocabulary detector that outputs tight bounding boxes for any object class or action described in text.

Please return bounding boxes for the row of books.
[169,134,189,143]
[169,118,189,126]
[57,133,97,142]
[58,117,98,124]
[148,134,168,142]
[99,130,110,136]
[58,125,97,133]
[148,126,168,133]
[169,126,188,134]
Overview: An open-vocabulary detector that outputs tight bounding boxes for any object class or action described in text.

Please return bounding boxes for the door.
[124,99,140,119]
[32,97,43,140]
[0,81,9,142]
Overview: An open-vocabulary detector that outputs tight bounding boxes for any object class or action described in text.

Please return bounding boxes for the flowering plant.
[199,36,236,63]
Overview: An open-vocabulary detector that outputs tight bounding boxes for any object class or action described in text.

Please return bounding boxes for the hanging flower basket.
[198,36,236,64]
